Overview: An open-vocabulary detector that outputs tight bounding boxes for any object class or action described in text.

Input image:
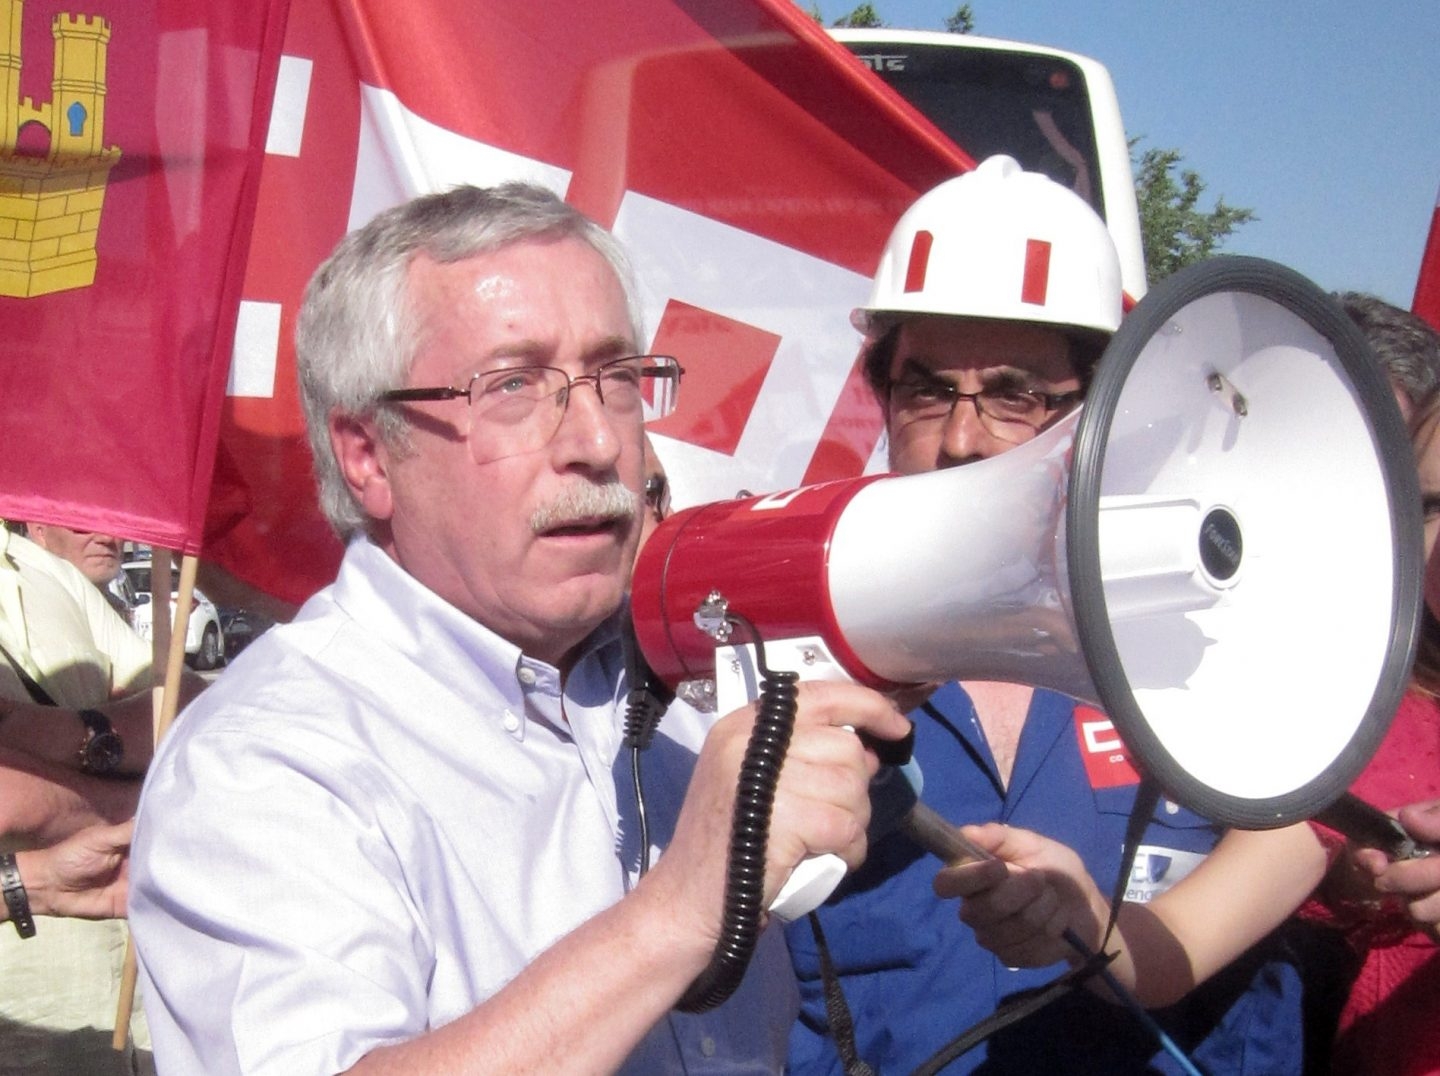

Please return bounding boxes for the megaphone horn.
[632,256,1421,830]
[1069,256,1420,827]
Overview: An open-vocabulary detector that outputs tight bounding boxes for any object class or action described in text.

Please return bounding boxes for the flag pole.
[113,549,200,1049]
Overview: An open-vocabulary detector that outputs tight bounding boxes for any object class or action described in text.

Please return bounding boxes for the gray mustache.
[531,481,638,534]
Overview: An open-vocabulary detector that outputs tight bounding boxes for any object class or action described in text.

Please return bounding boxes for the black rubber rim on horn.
[1066,256,1423,828]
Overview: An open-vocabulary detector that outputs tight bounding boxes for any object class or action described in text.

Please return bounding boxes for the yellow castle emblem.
[0,0,121,298]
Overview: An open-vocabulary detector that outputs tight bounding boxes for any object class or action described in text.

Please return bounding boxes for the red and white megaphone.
[634,256,1422,832]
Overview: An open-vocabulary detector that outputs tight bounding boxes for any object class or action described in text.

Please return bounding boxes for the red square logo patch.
[1074,705,1140,789]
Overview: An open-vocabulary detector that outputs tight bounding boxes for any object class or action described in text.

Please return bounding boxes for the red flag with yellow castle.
[0,0,289,552]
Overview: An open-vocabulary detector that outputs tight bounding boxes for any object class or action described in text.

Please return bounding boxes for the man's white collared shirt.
[130,538,795,1074]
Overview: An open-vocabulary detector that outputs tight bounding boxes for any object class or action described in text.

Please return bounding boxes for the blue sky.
[813,1,1440,307]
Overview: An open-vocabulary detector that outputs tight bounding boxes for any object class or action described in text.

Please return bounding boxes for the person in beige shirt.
[0,524,159,1076]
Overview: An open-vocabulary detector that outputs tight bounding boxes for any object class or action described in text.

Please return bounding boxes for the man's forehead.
[407,242,635,374]
[36,522,87,539]
[892,315,1077,381]
[406,239,615,305]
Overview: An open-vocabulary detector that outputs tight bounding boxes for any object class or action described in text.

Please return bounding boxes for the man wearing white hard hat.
[785,156,1321,1074]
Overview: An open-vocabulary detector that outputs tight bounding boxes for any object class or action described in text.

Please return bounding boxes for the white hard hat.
[853,155,1123,341]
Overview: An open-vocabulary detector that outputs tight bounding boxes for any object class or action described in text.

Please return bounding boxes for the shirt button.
[1164,799,1180,815]
[518,667,537,686]
[700,1036,716,1057]
[503,711,521,733]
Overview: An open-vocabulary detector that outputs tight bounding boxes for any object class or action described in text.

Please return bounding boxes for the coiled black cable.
[676,615,798,1013]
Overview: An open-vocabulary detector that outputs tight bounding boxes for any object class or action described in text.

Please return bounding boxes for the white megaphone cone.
[1068,256,1420,827]
[633,256,1422,835]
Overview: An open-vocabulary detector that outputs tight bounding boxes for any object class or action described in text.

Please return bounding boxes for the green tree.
[944,4,975,33]
[1133,141,1257,285]
[832,3,884,27]
[799,1,972,32]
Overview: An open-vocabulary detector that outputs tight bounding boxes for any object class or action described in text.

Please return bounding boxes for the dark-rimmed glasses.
[379,354,682,464]
[887,365,1081,445]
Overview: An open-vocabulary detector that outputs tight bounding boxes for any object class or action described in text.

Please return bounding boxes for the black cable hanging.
[676,613,798,1013]
[622,620,671,876]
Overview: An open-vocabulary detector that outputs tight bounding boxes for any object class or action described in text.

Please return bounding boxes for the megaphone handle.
[770,722,862,921]
[710,637,868,921]
[1314,792,1435,861]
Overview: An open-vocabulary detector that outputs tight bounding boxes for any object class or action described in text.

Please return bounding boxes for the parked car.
[105,569,141,626]
[123,558,226,670]
[217,605,274,659]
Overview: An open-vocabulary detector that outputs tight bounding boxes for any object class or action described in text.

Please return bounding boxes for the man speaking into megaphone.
[784,157,1320,1074]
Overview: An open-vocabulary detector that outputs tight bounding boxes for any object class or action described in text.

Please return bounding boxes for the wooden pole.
[113,549,199,1049]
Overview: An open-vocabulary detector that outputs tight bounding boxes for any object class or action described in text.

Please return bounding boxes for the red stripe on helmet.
[904,230,933,293]
[1021,238,1052,306]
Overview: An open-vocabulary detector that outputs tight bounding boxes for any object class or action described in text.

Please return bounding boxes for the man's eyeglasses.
[379,354,683,464]
[887,368,1082,445]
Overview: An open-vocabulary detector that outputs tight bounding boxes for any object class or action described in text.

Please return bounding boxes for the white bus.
[830,29,1147,300]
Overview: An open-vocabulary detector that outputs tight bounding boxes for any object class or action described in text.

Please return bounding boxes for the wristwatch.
[77,709,124,776]
[0,853,35,938]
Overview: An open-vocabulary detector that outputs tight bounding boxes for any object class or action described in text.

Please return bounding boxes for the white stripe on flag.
[348,84,573,232]
[228,300,283,398]
[266,55,314,158]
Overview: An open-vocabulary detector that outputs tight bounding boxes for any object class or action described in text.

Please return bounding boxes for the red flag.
[0,0,289,552]
[208,0,970,604]
[1414,181,1440,332]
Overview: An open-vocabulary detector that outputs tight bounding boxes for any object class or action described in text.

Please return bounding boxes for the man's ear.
[329,413,394,522]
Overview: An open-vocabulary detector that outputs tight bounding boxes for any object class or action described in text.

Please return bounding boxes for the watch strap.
[0,853,35,939]
[76,709,123,776]
[78,708,113,736]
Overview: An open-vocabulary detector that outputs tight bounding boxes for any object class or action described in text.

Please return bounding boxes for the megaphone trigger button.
[859,721,915,767]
